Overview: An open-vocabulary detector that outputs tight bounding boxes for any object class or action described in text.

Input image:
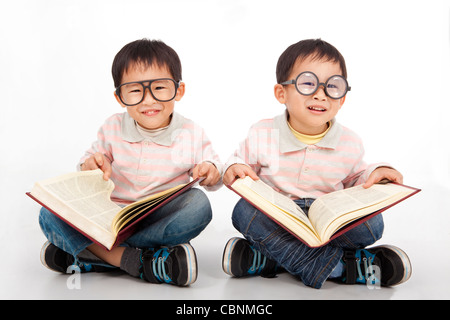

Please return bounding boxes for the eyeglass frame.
[115,78,180,106]
[281,71,351,100]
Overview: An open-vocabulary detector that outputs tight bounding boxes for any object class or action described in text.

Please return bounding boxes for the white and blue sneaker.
[139,244,197,286]
[222,237,280,278]
[340,245,412,287]
[40,241,113,273]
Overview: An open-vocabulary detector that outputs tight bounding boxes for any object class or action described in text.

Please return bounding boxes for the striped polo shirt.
[226,111,389,199]
[79,112,222,205]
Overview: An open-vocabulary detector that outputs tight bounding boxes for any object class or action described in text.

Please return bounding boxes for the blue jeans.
[232,198,384,289]
[39,188,212,267]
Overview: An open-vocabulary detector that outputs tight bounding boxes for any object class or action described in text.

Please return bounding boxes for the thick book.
[228,176,420,248]
[27,169,201,250]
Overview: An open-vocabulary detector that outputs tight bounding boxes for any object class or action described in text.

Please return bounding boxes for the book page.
[111,183,187,233]
[112,189,178,233]
[309,183,414,241]
[35,170,120,232]
[237,177,312,227]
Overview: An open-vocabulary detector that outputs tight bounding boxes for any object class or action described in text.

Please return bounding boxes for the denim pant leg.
[232,198,342,289]
[39,206,96,260]
[39,208,116,268]
[124,188,212,248]
[232,197,385,288]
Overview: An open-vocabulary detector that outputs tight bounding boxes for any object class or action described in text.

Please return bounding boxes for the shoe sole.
[40,241,59,273]
[179,243,198,286]
[222,237,241,277]
[375,244,412,286]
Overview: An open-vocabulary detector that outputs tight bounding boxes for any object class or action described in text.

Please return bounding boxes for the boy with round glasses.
[222,39,411,289]
[39,39,222,286]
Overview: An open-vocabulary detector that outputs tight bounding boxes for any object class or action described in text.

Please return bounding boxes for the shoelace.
[355,249,379,285]
[153,248,172,283]
[139,248,172,283]
[247,246,267,275]
[68,259,92,273]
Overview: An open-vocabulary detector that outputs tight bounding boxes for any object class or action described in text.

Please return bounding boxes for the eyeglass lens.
[119,79,177,105]
[296,72,348,99]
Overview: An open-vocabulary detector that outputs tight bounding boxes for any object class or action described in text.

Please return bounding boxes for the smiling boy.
[39,39,222,286]
[222,39,410,289]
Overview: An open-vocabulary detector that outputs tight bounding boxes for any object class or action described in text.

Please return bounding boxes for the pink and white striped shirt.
[79,112,222,205]
[226,111,389,200]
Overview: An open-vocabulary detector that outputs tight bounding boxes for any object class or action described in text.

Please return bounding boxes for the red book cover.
[227,180,421,248]
[27,177,201,251]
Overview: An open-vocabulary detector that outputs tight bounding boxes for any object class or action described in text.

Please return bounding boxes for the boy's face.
[115,63,185,130]
[274,56,345,135]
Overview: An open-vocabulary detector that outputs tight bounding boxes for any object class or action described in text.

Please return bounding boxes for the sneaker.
[139,243,197,286]
[222,237,279,278]
[40,241,112,273]
[341,245,412,286]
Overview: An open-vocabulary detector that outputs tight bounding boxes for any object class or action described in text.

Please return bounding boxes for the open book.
[27,169,200,250]
[229,177,420,248]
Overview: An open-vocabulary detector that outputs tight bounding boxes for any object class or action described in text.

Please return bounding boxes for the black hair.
[276,39,347,83]
[112,38,182,88]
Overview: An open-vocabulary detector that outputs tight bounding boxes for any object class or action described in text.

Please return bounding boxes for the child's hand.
[81,152,112,181]
[363,167,403,189]
[193,162,221,187]
[223,164,259,186]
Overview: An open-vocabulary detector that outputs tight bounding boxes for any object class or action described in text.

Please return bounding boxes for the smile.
[142,109,161,116]
[308,106,326,112]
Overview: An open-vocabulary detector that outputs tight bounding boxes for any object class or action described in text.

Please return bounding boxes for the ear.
[175,82,185,101]
[114,92,127,108]
[339,95,346,107]
[274,84,286,104]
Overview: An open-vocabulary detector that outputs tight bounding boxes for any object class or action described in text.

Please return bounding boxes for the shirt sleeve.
[190,124,224,192]
[341,140,393,188]
[77,116,115,171]
[224,124,262,176]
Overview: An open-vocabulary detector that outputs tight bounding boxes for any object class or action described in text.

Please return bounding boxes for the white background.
[1,0,449,299]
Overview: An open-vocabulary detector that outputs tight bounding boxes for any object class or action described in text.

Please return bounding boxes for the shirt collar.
[274,110,342,153]
[120,112,185,146]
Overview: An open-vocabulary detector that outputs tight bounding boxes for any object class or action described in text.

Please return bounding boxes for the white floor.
[2,174,450,300]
